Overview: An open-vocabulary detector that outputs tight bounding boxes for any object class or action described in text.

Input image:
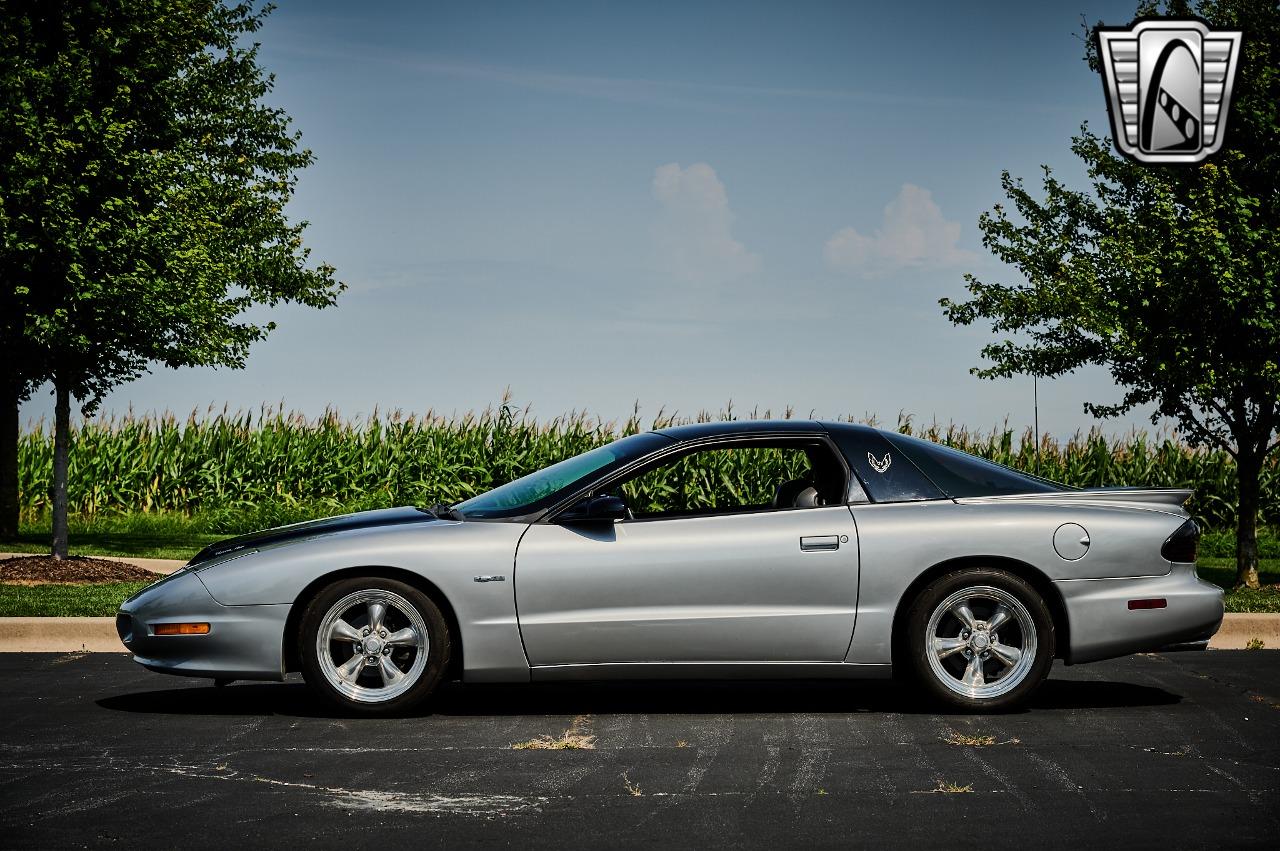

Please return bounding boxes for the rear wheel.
[905,568,1054,711]
[299,577,450,715]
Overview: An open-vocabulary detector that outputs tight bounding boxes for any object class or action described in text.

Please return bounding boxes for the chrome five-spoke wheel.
[317,589,429,703]
[906,568,1054,711]
[925,586,1036,700]
[300,577,450,715]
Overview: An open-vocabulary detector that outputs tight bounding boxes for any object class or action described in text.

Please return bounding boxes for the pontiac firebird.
[117,420,1224,714]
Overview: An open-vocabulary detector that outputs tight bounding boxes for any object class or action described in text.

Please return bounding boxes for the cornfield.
[16,401,1279,532]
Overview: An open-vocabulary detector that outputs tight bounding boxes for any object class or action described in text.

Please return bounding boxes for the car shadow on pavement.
[96,676,1180,719]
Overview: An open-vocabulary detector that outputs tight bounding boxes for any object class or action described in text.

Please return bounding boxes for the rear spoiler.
[958,488,1193,508]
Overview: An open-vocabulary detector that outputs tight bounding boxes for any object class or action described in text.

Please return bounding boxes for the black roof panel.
[819,420,884,439]
[653,419,824,441]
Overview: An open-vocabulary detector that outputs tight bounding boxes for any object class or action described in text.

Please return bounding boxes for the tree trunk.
[1234,450,1262,590]
[51,379,70,560]
[0,380,17,541]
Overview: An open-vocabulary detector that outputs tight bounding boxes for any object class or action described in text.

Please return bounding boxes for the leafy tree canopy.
[1,0,342,410]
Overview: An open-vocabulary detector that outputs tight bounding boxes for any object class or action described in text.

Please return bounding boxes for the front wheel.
[299,577,451,715]
[905,568,1054,711]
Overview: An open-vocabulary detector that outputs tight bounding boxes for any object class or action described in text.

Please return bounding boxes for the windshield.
[455,432,672,519]
[882,432,1071,498]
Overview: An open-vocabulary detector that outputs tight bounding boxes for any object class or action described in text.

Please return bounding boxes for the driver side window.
[612,440,846,520]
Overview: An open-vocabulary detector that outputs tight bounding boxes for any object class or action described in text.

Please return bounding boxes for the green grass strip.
[0,582,151,617]
[1197,559,1280,613]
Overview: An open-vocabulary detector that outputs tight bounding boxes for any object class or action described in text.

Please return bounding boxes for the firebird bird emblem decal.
[867,452,892,474]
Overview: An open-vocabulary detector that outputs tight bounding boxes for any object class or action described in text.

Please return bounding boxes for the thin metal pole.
[1033,374,1040,476]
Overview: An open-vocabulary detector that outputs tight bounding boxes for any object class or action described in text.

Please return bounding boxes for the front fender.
[193,520,532,682]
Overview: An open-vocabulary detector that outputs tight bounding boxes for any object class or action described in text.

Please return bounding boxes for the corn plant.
[17,401,1277,531]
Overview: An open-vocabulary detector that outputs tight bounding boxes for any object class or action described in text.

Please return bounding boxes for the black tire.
[298,576,451,716]
[904,568,1054,712]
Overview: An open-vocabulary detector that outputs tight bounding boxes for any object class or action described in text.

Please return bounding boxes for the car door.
[514,504,860,665]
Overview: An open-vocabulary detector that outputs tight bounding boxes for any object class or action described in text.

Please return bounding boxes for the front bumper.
[117,570,290,681]
[1056,562,1225,664]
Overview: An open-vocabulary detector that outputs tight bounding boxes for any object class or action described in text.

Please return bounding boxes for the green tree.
[0,1,342,557]
[0,283,46,541]
[942,0,1278,589]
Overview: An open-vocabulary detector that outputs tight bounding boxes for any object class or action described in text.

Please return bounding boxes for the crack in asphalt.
[3,757,550,817]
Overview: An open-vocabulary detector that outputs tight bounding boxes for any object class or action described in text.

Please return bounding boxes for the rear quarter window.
[882,432,1067,498]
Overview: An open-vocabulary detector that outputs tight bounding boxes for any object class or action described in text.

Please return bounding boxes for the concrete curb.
[1210,613,1280,649]
[0,552,185,575]
[1,613,1277,653]
[0,617,123,652]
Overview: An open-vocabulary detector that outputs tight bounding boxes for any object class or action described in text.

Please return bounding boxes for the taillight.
[1160,519,1199,563]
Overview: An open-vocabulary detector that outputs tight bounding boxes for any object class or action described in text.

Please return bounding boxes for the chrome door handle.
[800,535,840,552]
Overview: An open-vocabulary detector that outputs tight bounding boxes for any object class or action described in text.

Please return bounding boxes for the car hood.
[187,506,438,566]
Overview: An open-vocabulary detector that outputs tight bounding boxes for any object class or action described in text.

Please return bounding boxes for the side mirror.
[559,494,628,523]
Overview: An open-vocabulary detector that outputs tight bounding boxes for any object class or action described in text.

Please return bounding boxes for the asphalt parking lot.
[1,652,1278,849]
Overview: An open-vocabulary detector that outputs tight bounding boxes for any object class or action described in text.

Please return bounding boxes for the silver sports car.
[117,420,1224,713]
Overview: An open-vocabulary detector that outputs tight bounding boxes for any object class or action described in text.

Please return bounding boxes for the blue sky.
[25,0,1163,436]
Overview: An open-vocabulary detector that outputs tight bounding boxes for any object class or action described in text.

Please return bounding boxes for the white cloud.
[652,163,759,285]
[824,184,974,277]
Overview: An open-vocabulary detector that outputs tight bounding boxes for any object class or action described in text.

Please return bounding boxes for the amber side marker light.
[1127,599,1167,610]
[152,622,210,635]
